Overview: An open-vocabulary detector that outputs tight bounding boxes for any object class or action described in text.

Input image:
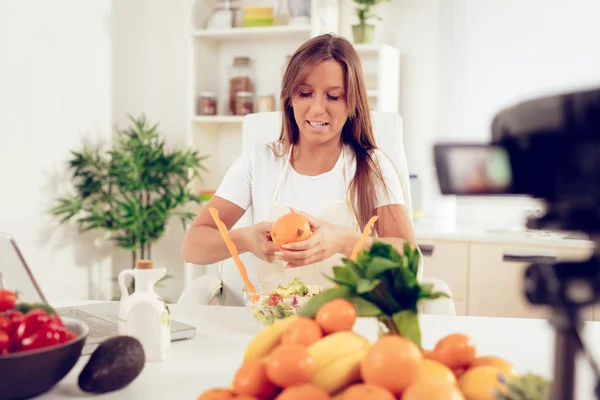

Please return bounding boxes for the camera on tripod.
[433,87,600,400]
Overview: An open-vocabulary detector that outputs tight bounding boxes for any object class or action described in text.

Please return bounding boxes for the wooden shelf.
[192,25,312,42]
[192,116,244,125]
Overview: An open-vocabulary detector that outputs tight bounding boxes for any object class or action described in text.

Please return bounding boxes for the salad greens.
[251,278,322,326]
[299,241,449,347]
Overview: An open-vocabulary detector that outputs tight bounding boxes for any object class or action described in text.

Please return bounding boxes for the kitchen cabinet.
[468,243,594,320]
[420,240,469,316]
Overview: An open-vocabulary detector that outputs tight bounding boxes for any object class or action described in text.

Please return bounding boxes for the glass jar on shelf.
[236,92,255,116]
[257,95,275,112]
[206,0,243,30]
[288,0,311,26]
[197,92,217,116]
[228,56,255,115]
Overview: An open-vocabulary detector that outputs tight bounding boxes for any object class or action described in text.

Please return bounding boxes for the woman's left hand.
[278,211,353,268]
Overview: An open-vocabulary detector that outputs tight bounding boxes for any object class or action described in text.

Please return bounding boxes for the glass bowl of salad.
[242,278,326,328]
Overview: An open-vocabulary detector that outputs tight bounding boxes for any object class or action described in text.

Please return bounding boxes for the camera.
[433,87,600,400]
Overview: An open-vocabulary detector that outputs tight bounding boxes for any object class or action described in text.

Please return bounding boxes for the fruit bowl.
[0,317,89,400]
[243,280,326,328]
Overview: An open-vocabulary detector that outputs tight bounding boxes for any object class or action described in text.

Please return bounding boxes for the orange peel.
[208,207,258,302]
[350,216,379,261]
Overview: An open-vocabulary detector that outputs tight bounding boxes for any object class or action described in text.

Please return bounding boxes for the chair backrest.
[240,111,414,222]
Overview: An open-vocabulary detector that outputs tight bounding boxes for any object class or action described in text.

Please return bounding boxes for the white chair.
[178,111,456,316]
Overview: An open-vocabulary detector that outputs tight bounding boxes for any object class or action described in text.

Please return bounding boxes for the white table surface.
[37,301,600,400]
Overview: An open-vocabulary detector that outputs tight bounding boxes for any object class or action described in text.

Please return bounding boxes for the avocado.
[78,335,145,394]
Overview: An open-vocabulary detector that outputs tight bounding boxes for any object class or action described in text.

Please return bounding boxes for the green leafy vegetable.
[299,241,449,347]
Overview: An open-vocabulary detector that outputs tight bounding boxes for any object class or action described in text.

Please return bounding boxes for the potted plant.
[50,114,208,294]
[300,241,448,347]
[352,0,390,44]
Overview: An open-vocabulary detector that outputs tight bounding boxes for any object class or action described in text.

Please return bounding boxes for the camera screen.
[435,144,514,195]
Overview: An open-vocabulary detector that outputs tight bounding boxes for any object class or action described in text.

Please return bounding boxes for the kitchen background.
[1,0,599,316]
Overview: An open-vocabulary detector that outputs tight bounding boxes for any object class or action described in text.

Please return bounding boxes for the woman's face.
[291,60,349,146]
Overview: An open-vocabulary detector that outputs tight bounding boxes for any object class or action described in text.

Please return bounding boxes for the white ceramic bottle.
[118,260,171,362]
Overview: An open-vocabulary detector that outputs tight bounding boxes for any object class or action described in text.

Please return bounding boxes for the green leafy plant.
[50,114,208,291]
[299,241,448,347]
[353,0,390,26]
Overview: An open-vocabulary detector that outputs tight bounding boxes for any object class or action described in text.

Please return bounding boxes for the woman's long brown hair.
[277,33,390,231]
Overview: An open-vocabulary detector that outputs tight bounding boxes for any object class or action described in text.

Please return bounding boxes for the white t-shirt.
[215,142,406,224]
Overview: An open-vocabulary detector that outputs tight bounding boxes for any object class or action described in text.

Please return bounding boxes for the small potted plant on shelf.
[50,114,208,294]
[352,0,390,44]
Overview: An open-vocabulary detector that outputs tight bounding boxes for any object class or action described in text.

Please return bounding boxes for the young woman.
[182,33,416,292]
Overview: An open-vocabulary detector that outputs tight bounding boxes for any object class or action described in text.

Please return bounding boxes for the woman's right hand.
[242,222,279,262]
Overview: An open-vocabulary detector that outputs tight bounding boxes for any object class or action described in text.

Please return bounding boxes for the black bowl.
[0,317,89,400]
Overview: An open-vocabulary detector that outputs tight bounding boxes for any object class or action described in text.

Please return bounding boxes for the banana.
[243,315,300,361]
[312,345,370,394]
[307,331,370,371]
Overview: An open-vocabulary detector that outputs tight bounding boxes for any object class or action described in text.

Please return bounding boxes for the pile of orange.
[198,298,358,400]
[270,211,312,249]
[198,299,519,400]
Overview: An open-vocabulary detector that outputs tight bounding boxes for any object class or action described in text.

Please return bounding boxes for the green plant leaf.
[342,258,364,280]
[331,266,358,287]
[364,256,401,279]
[392,309,421,347]
[357,278,381,294]
[298,286,353,318]
[348,296,383,317]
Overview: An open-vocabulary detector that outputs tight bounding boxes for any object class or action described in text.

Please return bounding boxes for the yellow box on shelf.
[242,6,273,19]
[242,6,274,27]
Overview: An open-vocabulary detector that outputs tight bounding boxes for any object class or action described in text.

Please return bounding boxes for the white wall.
[111,0,196,302]
[439,0,600,226]
[0,1,113,302]
[341,0,600,228]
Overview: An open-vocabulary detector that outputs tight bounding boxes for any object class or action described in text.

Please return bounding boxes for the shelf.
[354,44,379,55]
[192,25,312,42]
[192,116,245,125]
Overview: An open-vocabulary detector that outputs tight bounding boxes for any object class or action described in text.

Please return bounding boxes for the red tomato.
[11,310,69,353]
[0,316,11,332]
[0,290,16,312]
[0,330,9,355]
[268,293,283,306]
[19,324,62,351]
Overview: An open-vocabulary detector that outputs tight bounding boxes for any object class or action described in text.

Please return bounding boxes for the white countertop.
[38,301,600,400]
[415,222,594,248]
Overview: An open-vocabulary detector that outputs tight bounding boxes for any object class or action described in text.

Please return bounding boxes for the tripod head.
[433,87,600,400]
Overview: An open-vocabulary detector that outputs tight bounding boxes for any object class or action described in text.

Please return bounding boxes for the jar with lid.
[236,92,255,116]
[229,56,255,115]
[197,92,217,116]
[206,0,243,29]
[257,95,275,112]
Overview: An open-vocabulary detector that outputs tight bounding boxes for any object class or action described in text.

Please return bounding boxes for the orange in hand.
[265,344,315,388]
[270,211,312,248]
[315,299,357,334]
[360,335,422,395]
